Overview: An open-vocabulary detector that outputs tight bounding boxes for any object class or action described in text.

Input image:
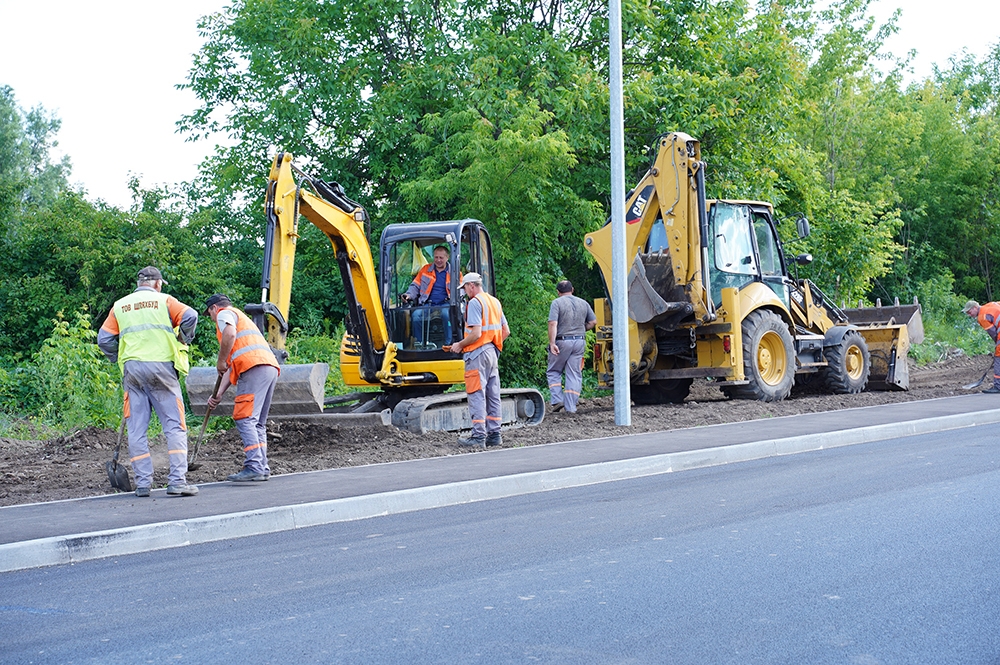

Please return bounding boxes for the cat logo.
[627,185,654,224]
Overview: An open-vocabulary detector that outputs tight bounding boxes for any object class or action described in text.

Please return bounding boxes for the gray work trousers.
[123,360,188,488]
[464,345,501,439]
[232,364,278,475]
[547,338,586,412]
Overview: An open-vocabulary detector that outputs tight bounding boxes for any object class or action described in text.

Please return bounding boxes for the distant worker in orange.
[963,299,1000,393]
[401,245,455,346]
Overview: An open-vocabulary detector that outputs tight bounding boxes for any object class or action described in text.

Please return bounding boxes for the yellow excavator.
[187,153,544,433]
[584,132,923,403]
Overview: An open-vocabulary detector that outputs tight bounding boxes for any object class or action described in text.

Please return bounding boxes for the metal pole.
[609,0,631,426]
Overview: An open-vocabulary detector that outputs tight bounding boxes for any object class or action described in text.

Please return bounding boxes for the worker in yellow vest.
[98,266,199,497]
[445,272,509,448]
[205,293,281,482]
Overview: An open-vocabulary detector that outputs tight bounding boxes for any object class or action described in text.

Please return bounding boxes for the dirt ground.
[0,353,993,507]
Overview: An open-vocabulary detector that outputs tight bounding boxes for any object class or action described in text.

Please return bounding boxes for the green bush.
[31,309,122,430]
[910,272,993,363]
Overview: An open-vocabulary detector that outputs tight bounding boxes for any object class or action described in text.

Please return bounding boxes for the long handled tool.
[105,414,133,492]
[963,359,994,390]
[188,372,223,471]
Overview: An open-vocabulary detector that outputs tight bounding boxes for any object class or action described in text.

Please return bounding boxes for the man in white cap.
[444,272,509,447]
[98,266,199,497]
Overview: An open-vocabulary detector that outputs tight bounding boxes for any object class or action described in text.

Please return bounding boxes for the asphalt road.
[3,425,999,664]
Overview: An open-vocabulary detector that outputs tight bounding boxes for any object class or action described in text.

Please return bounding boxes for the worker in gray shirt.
[547,280,596,413]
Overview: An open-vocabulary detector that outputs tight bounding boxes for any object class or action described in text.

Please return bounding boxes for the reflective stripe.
[232,343,271,360]
[235,329,263,339]
[486,416,501,421]
[168,449,186,456]
[119,322,175,335]
[244,443,266,452]
[131,452,151,462]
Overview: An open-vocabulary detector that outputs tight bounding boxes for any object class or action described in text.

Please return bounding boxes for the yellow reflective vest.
[112,290,190,375]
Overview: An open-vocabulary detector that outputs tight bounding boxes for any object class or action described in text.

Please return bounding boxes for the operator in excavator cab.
[400,244,455,345]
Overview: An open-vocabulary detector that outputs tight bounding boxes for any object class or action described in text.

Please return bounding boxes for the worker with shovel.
[963,300,1000,393]
[98,266,200,497]
[205,294,280,481]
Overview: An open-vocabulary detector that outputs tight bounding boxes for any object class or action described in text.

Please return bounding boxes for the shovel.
[105,415,133,492]
[963,360,994,390]
[188,372,223,471]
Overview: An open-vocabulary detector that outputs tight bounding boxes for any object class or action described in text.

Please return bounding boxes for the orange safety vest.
[412,263,452,302]
[463,291,505,354]
[979,302,1000,354]
[217,307,279,384]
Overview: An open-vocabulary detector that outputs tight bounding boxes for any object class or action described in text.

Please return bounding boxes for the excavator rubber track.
[391,388,546,434]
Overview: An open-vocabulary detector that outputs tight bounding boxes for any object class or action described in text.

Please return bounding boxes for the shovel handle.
[189,372,224,467]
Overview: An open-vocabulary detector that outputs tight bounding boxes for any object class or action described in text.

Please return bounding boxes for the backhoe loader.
[584,132,923,403]
[187,153,544,433]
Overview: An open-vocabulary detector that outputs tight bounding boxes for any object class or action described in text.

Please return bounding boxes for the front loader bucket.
[186,363,329,416]
[841,299,923,391]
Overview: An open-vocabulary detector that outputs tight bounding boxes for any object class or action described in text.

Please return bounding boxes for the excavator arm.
[258,152,389,382]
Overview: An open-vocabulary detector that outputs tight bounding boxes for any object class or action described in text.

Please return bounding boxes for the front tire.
[723,309,795,402]
[822,329,870,394]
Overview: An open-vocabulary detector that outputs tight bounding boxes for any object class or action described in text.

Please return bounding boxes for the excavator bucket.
[841,299,924,391]
[186,364,330,416]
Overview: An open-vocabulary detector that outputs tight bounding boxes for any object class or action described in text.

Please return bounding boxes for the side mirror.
[795,253,813,266]
[796,216,811,239]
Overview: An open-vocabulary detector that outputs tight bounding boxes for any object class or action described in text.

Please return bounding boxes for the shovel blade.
[106,460,133,492]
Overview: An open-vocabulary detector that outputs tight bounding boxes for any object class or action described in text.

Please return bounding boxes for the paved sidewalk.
[3,394,1000,572]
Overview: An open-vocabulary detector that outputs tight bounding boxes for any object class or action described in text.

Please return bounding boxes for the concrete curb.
[4,407,1000,573]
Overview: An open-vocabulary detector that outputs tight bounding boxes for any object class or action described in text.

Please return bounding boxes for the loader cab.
[380,219,496,354]
[706,201,790,309]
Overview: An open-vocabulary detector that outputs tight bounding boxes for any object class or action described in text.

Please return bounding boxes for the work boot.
[485,432,502,447]
[166,484,198,496]
[135,486,150,498]
[985,386,1000,394]
[228,468,267,482]
[458,435,486,447]
[550,402,564,413]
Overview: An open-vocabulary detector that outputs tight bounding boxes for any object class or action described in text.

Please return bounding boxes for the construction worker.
[98,266,199,497]
[547,280,597,413]
[205,294,280,481]
[963,300,1000,393]
[444,272,509,447]
[401,245,454,346]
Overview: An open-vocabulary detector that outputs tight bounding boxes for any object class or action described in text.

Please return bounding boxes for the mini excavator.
[187,154,544,433]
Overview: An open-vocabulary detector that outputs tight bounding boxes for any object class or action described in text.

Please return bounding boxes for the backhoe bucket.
[841,299,923,391]
[186,363,330,416]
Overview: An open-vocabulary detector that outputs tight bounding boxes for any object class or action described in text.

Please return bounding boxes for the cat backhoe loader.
[584,132,923,403]
[187,153,544,433]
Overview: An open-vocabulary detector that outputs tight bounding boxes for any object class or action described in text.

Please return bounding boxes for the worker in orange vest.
[205,294,281,481]
[964,299,1000,393]
[445,272,509,447]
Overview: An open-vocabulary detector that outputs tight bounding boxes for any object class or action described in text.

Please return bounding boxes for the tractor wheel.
[631,378,693,405]
[822,330,870,394]
[723,309,795,402]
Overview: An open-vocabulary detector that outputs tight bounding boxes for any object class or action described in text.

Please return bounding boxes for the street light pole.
[609,0,631,425]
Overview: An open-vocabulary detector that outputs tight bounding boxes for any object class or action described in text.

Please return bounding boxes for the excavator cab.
[380,219,497,356]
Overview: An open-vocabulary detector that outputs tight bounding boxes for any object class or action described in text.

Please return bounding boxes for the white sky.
[0,0,998,210]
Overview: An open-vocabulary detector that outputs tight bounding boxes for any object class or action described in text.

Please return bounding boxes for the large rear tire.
[822,330,870,394]
[631,378,693,405]
[723,309,795,402]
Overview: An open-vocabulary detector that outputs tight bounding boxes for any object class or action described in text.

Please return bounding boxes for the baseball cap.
[963,300,979,314]
[204,293,232,313]
[460,272,482,287]
[137,266,167,284]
